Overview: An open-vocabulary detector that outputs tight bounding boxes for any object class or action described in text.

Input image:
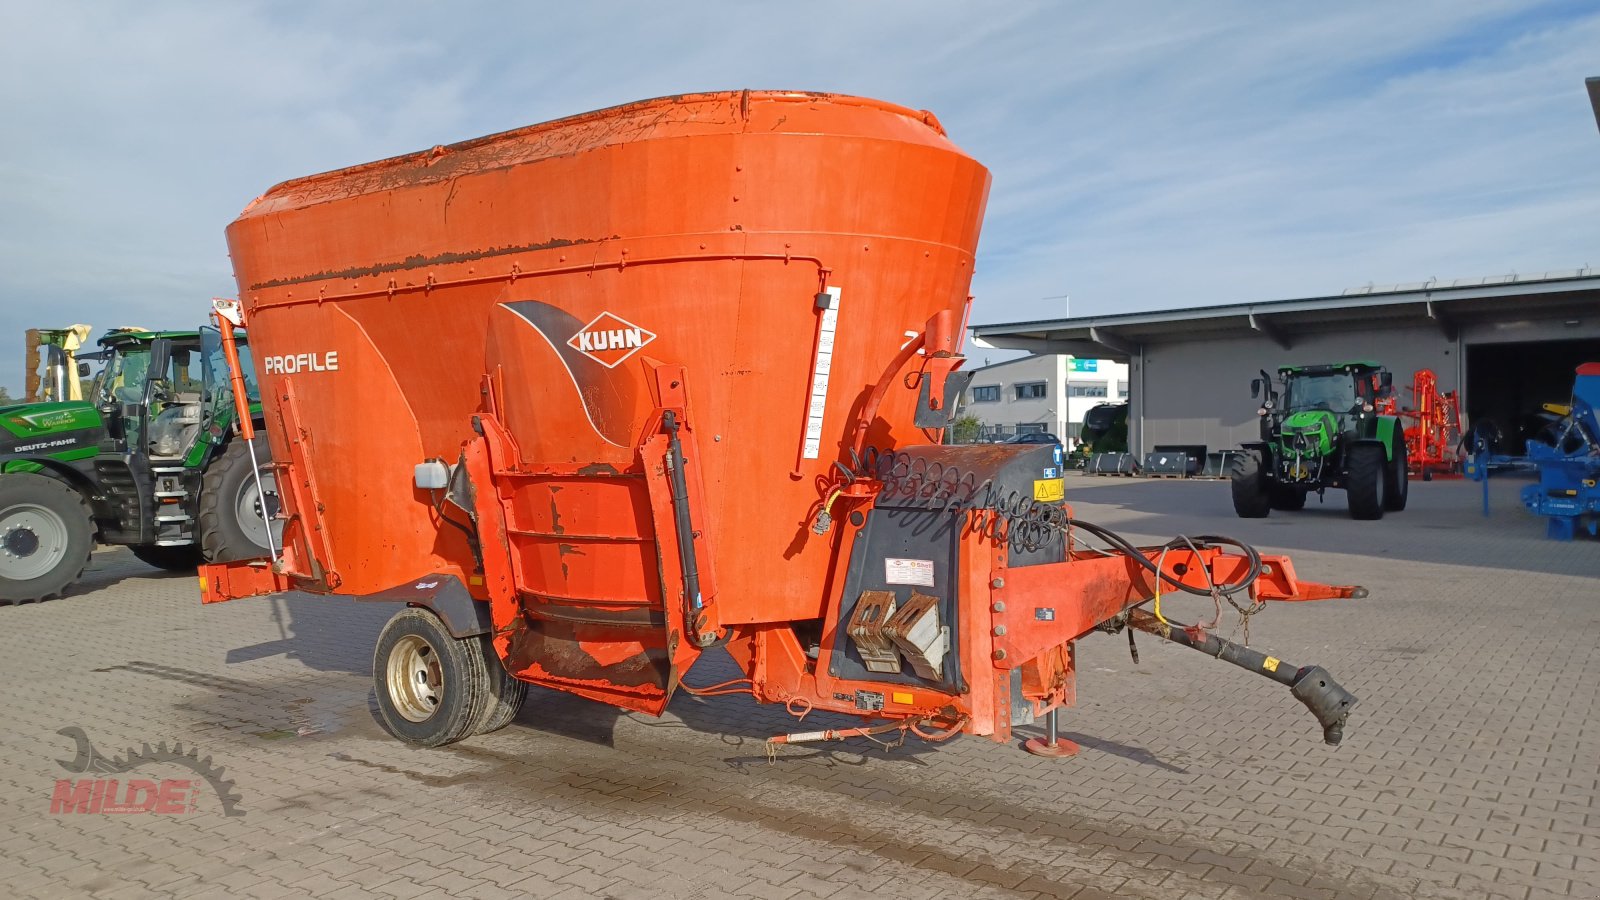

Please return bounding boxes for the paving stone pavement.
[0,475,1595,900]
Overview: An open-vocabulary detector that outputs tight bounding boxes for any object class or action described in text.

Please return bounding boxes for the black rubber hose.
[1068,519,1262,597]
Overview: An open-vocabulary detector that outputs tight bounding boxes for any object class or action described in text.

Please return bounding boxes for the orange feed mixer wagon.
[201,91,1361,754]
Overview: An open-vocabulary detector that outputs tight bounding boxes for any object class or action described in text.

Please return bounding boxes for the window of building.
[1016,422,1047,435]
[1069,383,1108,398]
[972,385,1000,402]
[1115,380,1129,398]
[1014,381,1047,400]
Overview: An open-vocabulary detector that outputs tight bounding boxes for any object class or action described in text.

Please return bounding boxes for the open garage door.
[1466,338,1600,451]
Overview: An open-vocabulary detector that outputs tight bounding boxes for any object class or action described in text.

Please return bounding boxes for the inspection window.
[1014,382,1047,400]
[1069,383,1108,398]
[972,385,1000,402]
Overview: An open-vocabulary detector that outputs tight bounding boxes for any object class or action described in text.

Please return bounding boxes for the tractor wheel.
[373,607,503,747]
[1269,484,1308,511]
[0,473,94,604]
[1230,451,1272,518]
[1383,439,1409,512]
[1346,445,1386,520]
[130,544,204,571]
[199,435,281,562]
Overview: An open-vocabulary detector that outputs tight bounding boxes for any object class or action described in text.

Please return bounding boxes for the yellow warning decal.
[1032,478,1065,502]
[197,576,208,591]
[1263,656,1280,673]
[469,575,484,586]
[892,691,914,705]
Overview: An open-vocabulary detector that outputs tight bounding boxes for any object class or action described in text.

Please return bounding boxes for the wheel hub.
[235,469,282,552]
[2,526,40,558]
[0,503,70,581]
[386,634,444,723]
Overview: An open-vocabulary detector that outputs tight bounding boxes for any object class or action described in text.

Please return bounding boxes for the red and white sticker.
[568,311,656,368]
[884,557,935,587]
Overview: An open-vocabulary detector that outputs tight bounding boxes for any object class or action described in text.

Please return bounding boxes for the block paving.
[0,475,1594,899]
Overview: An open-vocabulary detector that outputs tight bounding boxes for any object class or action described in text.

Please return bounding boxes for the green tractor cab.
[1232,362,1409,520]
[1068,401,1128,468]
[0,326,279,602]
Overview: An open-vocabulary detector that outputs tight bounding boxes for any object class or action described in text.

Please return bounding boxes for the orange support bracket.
[1229,554,1369,602]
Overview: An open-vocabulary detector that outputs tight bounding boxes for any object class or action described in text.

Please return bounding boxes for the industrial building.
[958,354,1128,443]
[970,271,1600,458]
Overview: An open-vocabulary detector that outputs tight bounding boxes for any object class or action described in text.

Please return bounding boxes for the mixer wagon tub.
[201,90,1362,754]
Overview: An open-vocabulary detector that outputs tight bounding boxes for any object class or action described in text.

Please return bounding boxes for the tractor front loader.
[1233,363,1409,520]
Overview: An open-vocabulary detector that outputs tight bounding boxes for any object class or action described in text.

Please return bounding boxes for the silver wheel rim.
[387,634,444,722]
[0,503,70,581]
[234,469,281,552]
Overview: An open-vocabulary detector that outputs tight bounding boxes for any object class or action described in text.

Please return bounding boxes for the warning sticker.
[1033,478,1065,503]
[884,558,935,587]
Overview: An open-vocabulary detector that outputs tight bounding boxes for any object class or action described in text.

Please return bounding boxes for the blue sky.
[2,1,1597,391]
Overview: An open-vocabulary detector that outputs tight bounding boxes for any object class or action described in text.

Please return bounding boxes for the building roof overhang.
[971,272,1600,360]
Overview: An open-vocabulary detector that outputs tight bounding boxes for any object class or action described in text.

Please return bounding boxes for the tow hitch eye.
[1290,666,1357,745]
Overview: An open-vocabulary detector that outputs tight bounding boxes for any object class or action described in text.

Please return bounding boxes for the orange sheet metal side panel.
[226,91,990,630]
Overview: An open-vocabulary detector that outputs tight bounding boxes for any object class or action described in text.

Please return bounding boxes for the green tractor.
[1068,401,1128,468]
[1231,362,1408,520]
[0,326,278,602]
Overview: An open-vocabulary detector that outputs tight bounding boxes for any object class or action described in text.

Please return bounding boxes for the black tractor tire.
[1383,438,1409,512]
[199,434,278,562]
[1269,484,1308,511]
[130,544,204,571]
[0,473,95,604]
[469,636,528,737]
[1230,451,1272,518]
[373,607,499,747]
[1346,444,1387,520]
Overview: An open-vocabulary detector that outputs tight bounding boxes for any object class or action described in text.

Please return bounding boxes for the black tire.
[469,637,528,736]
[1269,484,1308,511]
[1346,444,1386,520]
[373,607,496,747]
[1230,451,1271,518]
[1383,438,1409,512]
[199,434,279,562]
[130,544,204,571]
[0,473,95,603]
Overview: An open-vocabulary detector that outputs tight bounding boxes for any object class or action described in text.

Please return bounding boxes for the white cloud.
[0,1,1596,392]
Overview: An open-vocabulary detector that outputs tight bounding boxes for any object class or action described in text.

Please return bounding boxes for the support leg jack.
[1023,707,1079,757]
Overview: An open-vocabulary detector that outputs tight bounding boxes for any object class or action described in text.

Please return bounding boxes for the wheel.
[1346,444,1386,520]
[130,544,204,571]
[1269,484,1308,511]
[1230,451,1271,518]
[199,434,281,562]
[0,473,94,603]
[373,607,508,747]
[470,637,528,736]
[1383,438,1409,512]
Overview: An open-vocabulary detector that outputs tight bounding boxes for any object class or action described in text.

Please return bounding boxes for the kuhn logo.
[567,312,655,368]
[263,351,338,375]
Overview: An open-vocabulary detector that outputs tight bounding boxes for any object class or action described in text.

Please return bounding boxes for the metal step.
[154,491,188,499]
[155,513,194,524]
[154,539,196,547]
